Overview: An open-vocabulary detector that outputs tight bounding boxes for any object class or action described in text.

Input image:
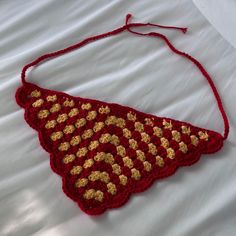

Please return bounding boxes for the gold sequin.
[82,129,93,139]
[198,131,209,141]
[190,135,199,146]
[68,108,79,117]
[57,113,68,123]
[116,145,126,157]
[167,148,175,159]
[76,147,88,157]
[83,159,94,168]
[153,126,163,137]
[31,90,41,98]
[70,135,81,146]
[105,115,117,125]
[63,98,75,107]
[75,118,87,128]
[107,182,117,195]
[156,156,164,167]
[99,133,111,143]
[46,95,57,102]
[38,110,50,119]
[50,103,61,113]
[172,130,181,142]
[179,141,188,153]
[127,111,136,121]
[98,106,110,114]
[50,131,63,141]
[81,103,91,110]
[131,168,141,180]
[148,143,157,155]
[136,150,146,162]
[63,125,75,134]
[32,99,44,107]
[75,178,88,188]
[112,164,122,175]
[134,122,144,132]
[181,126,191,135]
[93,122,104,132]
[145,118,154,126]
[88,140,99,150]
[116,118,126,128]
[129,139,138,150]
[86,110,97,121]
[45,120,57,129]
[163,119,172,130]
[119,175,128,185]
[70,165,82,175]
[58,142,70,151]
[63,154,75,164]
[123,128,132,139]
[141,132,150,143]
[161,137,169,148]
[123,156,134,168]
[143,161,152,172]
[110,135,120,146]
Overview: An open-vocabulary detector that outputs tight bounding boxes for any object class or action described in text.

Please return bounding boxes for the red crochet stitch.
[15,14,229,215]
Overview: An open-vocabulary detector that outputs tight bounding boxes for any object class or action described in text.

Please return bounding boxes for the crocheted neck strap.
[16,14,229,215]
[20,14,229,140]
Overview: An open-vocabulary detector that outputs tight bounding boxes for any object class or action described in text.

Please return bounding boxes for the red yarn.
[20,14,229,140]
[16,14,228,215]
[16,82,223,215]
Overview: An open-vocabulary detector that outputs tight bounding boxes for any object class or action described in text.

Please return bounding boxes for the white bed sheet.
[193,0,236,49]
[0,1,236,236]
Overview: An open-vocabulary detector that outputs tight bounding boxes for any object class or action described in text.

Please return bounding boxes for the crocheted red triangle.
[15,14,229,215]
[16,82,223,215]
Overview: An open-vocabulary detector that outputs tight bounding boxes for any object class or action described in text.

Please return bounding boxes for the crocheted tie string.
[16,14,228,215]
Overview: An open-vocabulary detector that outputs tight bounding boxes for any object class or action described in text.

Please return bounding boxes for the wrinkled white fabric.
[0,1,236,236]
[193,0,236,49]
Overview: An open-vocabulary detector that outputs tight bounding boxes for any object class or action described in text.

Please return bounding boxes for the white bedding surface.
[0,1,236,235]
[193,0,236,49]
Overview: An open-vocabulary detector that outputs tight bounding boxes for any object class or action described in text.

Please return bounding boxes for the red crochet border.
[15,83,223,215]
